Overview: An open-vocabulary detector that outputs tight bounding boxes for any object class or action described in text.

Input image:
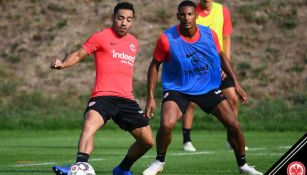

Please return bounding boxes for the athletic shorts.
[220,76,235,89]
[162,89,227,114]
[83,96,149,132]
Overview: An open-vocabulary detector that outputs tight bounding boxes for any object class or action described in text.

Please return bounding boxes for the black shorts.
[220,76,235,89]
[84,96,149,132]
[162,89,227,114]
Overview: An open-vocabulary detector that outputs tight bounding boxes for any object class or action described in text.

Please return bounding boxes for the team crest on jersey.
[191,57,199,65]
[130,43,135,52]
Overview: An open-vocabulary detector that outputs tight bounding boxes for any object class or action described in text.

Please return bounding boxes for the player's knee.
[161,121,176,133]
[227,120,241,133]
[143,138,154,149]
[82,120,99,137]
[228,95,239,108]
[82,122,92,133]
[187,102,197,111]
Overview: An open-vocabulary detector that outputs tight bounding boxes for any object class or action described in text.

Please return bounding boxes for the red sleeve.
[82,32,101,55]
[211,29,221,53]
[153,33,170,62]
[222,5,233,36]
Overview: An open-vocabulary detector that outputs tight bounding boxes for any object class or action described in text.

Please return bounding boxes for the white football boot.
[183,141,197,152]
[239,163,263,175]
[143,160,165,175]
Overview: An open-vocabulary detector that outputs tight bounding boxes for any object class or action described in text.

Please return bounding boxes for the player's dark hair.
[178,0,196,11]
[114,2,135,18]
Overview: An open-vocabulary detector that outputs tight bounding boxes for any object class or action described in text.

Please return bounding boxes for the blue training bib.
[161,25,221,95]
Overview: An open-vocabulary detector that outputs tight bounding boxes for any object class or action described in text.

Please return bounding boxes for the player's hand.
[144,97,156,119]
[50,57,64,70]
[235,84,248,104]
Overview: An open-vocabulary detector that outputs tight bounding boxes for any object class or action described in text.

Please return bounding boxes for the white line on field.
[171,151,214,156]
[11,151,215,167]
[14,162,57,167]
[278,145,291,149]
[246,147,267,151]
[90,158,106,161]
[252,153,283,156]
[143,151,215,158]
[12,146,289,168]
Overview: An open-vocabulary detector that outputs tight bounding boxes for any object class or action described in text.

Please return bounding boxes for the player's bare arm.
[50,48,88,70]
[222,35,231,60]
[145,58,161,119]
[219,52,247,103]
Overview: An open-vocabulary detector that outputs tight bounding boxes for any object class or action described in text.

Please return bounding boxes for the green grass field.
[0,130,304,175]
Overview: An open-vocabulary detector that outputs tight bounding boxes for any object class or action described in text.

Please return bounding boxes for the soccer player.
[182,0,242,152]
[142,1,262,175]
[50,2,154,175]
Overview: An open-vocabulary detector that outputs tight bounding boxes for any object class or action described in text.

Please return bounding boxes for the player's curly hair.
[178,0,196,11]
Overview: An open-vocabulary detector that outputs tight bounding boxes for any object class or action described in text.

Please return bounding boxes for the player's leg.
[77,110,105,161]
[143,101,182,175]
[222,87,238,118]
[113,98,154,175]
[182,102,197,151]
[129,125,154,159]
[222,87,245,150]
[211,100,244,156]
[221,77,248,150]
[114,125,154,175]
[52,110,104,175]
[157,101,182,154]
[220,77,238,119]
[211,101,262,174]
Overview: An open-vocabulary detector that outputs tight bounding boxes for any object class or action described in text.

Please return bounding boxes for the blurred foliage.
[0,86,306,131]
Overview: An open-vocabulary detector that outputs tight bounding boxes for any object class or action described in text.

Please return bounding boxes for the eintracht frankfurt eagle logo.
[287,161,305,175]
[130,43,135,52]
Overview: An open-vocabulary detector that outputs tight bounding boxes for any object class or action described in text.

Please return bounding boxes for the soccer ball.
[68,162,96,175]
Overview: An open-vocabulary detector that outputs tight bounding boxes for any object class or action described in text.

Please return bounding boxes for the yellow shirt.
[196,2,224,51]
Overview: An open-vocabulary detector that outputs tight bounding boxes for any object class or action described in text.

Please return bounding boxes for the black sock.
[119,155,135,171]
[183,128,191,143]
[76,152,90,163]
[236,154,246,167]
[156,152,166,162]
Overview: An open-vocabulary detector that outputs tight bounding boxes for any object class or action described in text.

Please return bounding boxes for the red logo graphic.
[130,43,135,52]
[163,92,169,99]
[71,165,78,170]
[287,161,305,175]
